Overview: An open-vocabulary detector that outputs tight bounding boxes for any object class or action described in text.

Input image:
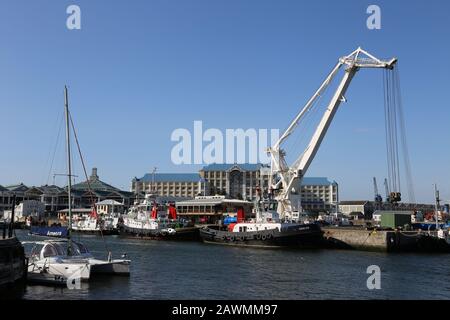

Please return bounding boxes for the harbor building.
[339,200,436,219]
[1,168,134,215]
[175,196,253,225]
[95,199,125,216]
[131,173,207,198]
[71,168,134,208]
[132,164,339,212]
[199,163,271,200]
[200,163,338,211]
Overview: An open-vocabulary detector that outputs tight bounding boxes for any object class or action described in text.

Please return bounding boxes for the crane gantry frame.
[267,47,398,220]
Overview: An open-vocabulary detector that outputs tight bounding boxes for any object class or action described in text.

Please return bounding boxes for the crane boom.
[268,48,397,219]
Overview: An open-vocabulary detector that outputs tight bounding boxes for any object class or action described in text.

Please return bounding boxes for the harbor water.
[17,230,450,300]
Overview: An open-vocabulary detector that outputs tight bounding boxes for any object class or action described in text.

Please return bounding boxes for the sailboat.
[25,86,130,285]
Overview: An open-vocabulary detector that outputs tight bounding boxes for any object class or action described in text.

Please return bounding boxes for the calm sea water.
[16,229,450,300]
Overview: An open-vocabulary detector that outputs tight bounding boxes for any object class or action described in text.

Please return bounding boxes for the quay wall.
[322,227,447,253]
[322,227,388,252]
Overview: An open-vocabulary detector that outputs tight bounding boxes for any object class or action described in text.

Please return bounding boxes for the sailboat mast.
[64,86,73,247]
[434,184,440,230]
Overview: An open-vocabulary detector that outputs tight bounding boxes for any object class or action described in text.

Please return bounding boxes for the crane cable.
[383,65,415,203]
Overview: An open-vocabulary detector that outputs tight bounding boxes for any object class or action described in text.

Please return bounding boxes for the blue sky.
[0,0,449,203]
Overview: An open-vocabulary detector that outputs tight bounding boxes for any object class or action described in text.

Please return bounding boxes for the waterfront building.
[96,199,124,216]
[339,200,436,219]
[132,164,339,212]
[199,163,271,200]
[71,168,134,208]
[3,200,46,221]
[175,196,253,224]
[0,185,9,214]
[131,173,207,198]
[338,201,373,217]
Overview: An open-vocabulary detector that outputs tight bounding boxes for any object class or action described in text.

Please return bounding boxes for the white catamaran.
[25,86,130,285]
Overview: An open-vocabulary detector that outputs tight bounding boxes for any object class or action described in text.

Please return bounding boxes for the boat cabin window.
[238,226,248,232]
[74,242,89,254]
[43,244,58,257]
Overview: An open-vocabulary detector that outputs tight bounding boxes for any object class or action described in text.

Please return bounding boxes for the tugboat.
[119,194,199,240]
[199,189,323,248]
[71,208,119,235]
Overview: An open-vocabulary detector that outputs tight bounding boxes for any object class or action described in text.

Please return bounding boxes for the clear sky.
[0,0,449,203]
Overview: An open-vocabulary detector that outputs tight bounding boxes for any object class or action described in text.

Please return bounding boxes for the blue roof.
[138,173,202,183]
[201,163,268,172]
[301,177,337,186]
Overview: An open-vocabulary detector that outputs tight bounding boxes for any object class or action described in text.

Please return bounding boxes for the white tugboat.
[120,194,198,240]
[71,208,119,235]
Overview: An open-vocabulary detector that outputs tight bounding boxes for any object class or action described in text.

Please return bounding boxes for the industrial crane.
[384,178,390,203]
[267,48,397,220]
[373,177,382,209]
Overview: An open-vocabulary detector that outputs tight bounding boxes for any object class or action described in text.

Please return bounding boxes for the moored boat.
[200,222,323,248]
[119,195,199,240]
[199,193,324,248]
[0,236,27,297]
[30,225,68,238]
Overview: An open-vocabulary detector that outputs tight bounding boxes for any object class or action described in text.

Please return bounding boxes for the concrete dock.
[322,227,450,253]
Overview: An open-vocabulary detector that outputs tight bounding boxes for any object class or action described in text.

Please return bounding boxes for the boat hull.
[89,259,130,275]
[28,259,91,280]
[0,237,26,297]
[199,223,324,248]
[30,226,68,238]
[71,228,119,235]
[119,225,200,241]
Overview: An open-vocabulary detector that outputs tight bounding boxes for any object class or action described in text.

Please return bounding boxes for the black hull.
[119,226,200,241]
[71,229,119,236]
[0,237,27,298]
[200,223,324,248]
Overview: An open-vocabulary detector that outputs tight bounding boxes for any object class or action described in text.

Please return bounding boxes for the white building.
[96,199,124,216]
[3,200,46,221]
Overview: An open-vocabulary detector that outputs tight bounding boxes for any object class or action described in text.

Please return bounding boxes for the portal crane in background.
[373,177,382,209]
[384,178,390,203]
[267,48,397,220]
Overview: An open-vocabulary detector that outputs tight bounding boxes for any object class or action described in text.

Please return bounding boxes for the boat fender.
[256,234,262,240]
[261,234,267,241]
[266,233,273,240]
[230,235,236,241]
[238,235,244,241]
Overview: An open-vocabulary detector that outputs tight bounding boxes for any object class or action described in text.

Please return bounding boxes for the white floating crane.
[267,47,397,220]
